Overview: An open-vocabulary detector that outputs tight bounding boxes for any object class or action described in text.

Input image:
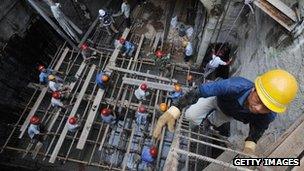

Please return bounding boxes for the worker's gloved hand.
[173,86,201,109]
[243,141,256,155]
[153,106,181,140]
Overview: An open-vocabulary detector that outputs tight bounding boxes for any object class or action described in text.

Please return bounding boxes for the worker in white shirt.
[51,91,70,109]
[204,51,232,78]
[113,0,131,28]
[183,40,193,62]
[48,75,69,92]
[99,9,119,35]
[67,116,81,133]
[28,115,45,143]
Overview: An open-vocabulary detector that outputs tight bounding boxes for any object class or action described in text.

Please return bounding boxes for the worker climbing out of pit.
[28,115,45,143]
[80,42,97,62]
[167,84,183,103]
[113,0,131,28]
[100,108,116,124]
[98,9,119,35]
[114,37,135,57]
[67,116,81,133]
[134,82,150,101]
[203,48,232,78]
[95,71,110,90]
[135,105,148,126]
[38,64,63,85]
[141,146,158,164]
[48,74,70,92]
[182,38,193,63]
[153,69,298,155]
[51,91,70,109]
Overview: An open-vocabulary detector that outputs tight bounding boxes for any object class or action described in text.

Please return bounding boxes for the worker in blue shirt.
[95,71,110,89]
[168,84,183,103]
[38,65,63,84]
[153,69,298,155]
[115,37,135,57]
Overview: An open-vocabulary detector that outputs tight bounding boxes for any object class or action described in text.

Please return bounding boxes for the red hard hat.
[30,115,40,125]
[38,65,45,71]
[138,105,147,113]
[140,83,148,91]
[119,37,126,44]
[81,43,88,50]
[155,50,164,58]
[100,108,111,116]
[69,117,77,125]
[52,91,61,99]
[150,146,158,158]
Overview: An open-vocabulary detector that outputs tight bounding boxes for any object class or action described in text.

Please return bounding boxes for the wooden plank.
[266,0,297,22]
[69,62,86,92]
[122,127,135,171]
[49,65,96,163]
[109,28,130,66]
[122,77,189,92]
[108,66,177,83]
[19,47,69,138]
[267,120,304,171]
[99,125,110,151]
[76,89,105,149]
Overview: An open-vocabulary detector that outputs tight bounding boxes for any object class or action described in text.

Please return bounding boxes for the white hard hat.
[99,9,105,16]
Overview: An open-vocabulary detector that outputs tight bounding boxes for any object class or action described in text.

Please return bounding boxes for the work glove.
[243,141,256,155]
[153,106,181,140]
[173,86,201,109]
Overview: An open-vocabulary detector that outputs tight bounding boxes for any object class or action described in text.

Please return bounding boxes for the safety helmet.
[254,69,298,113]
[150,146,158,158]
[159,103,168,112]
[155,50,164,58]
[52,91,61,99]
[99,9,106,17]
[69,117,77,125]
[174,84,182,92]
[38,65,45,72]
[187,74,193,81]
[81,43,88,50]
[119,37,126,44]
[140,83,148,91]
[48,75,56,81]
[138,105,147,113]
[100,108,111,116]
[30,115,40,125]
[101,74,110,82]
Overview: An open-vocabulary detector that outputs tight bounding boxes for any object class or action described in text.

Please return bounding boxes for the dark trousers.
[125,17,131,28]
[184,54,192,62]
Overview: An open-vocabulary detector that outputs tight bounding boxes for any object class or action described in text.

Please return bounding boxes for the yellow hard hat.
[48,75,56,80]
[254,69,298,113]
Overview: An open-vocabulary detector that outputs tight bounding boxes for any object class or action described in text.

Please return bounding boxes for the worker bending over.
[28,115,45,143]
[51,91,70,109]
[95,71,110,89]
[98,9,118,35]
[141,146,158,163]
[167,84,183,103]
[100,108,116,124]
[134,83,150,100]
[135,105,148,125]
[38,65,63,85]
[204,50,232,78]
[115,37,135,57]
[67,116,81,133]
[80,42,97,61]
[48,74,69,92]
[113,0,131,28]
[153,69,298,155]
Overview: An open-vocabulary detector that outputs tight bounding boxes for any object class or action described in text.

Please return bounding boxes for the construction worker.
[95,71,110,89]
[115,37,135,57]
[141,146,158,163]
[67,116,80,133]
[28,115,44,143]
[48,74,69,92]
[100,108,116,124]
[38,65,63,84]
[51,91,70,109]
[183,39,193,62]
[98,9,119,35]
[149,50,171,75]
[135,105,148,125]
[134,83,150,100]
[80,42,97,61]
[113,0,131,28]
[204,51,232,78]
[168,84,183,103]
[153,69,298,155]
